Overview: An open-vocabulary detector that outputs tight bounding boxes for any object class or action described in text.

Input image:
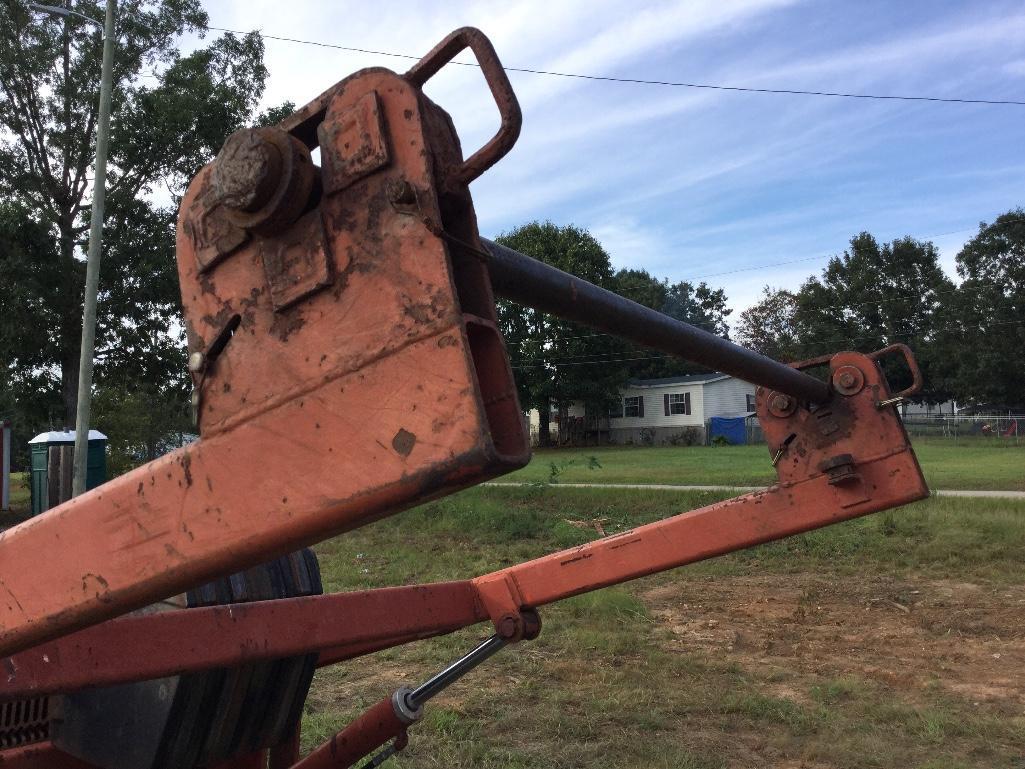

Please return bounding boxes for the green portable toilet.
[29,430,107,516]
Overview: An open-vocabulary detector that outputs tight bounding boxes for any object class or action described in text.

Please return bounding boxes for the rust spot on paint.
[392,428,417,457]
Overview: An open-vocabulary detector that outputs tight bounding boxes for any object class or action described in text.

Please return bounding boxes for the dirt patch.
[643,574,1025,707]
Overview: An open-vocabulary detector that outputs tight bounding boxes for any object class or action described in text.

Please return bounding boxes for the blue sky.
[211,0,1025,312]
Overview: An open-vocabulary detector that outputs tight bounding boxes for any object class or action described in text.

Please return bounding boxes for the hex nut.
[832,365,865,396]
[766,391,798,418]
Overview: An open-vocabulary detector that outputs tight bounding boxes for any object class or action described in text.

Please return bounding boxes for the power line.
[206,26,1025,107]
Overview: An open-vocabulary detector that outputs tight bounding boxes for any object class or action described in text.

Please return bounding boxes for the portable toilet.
[29,430,107,516]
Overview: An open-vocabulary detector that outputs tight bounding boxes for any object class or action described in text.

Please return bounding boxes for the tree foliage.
[736,233,954,402]
[735,287,801,362]
[935,210,1025,410]
[0,0,272,458]
[494,222,734,443]
[614,269,731,380]
[495,222,625,445]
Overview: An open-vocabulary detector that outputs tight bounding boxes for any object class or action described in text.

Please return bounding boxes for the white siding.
[527,400,586,431]
[609,383,705,429]
[702,378,757,417]
[530,377,756,434]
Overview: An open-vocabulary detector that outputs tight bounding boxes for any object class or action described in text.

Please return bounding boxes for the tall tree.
[936,209,1025,410]
[495,222,625,446]
[793,233,954,401]
[735,286,801,362]
[612,268,731,380]
[0,0,271,435]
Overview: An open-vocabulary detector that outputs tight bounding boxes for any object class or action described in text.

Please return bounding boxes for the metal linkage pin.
[876,396,906,409]
[188,313,242,429]
[771,433,797,467]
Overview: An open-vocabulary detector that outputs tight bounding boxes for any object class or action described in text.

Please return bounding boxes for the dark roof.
[627,373,729,387]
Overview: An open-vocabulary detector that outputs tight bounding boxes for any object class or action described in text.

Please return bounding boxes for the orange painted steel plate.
[0,69,526,657]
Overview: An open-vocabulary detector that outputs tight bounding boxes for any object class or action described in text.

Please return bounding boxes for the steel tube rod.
[482,238,830,403]
[406,634,507,710]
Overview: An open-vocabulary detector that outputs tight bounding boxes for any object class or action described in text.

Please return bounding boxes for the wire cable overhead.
[207,26,1025,107]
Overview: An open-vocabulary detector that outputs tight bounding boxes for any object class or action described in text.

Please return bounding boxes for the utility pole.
[70,0,117,496]
[29,1,118,496]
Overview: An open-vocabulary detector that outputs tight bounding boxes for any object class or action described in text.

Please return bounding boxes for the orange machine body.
[0,41,528,658]
[0,27,930,769]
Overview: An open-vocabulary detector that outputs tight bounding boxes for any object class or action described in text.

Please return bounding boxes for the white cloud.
[199,0,1025,319]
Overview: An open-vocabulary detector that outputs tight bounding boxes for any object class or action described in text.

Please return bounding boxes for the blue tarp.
[709,416,747,445]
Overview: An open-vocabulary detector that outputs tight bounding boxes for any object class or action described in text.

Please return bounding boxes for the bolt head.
[212,128,282,212]
[771,394,791,412]
[832,365,865,396]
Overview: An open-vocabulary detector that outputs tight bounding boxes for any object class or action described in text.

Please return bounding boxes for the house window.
[746,393,756,411]
[624,396,644,418]
[665,392,691,415]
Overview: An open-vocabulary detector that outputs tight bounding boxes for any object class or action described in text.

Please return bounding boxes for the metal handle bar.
[405,27,522,185]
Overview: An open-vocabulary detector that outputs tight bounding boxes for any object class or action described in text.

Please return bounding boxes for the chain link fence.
[901,415,1024,444]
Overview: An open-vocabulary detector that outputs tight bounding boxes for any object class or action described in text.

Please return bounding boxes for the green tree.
[0,0,272,442]
[0,202,64,463]
[612,268,732,380]
[795,234,951,352]
[664,281,731,338]
[936,209,1025,410]
[793,233,955,401]
[495,221,625,446]
[735,286,801,362]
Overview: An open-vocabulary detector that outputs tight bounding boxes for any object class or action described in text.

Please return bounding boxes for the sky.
[204,0,1025,315]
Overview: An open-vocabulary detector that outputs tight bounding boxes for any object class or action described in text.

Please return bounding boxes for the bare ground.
[644,575,1025,710]
[306,573,1025,766]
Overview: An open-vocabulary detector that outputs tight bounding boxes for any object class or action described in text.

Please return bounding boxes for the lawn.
[502,437,1025,491]
[5,455,1024,766]
[304,486,1025,768]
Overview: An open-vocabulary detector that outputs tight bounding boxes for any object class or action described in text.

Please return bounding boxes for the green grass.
[1,473,31,527]
[302,486,1025,767]
[6,448,1022,765]
[503,437,1025,491]
[316,485,1025,589]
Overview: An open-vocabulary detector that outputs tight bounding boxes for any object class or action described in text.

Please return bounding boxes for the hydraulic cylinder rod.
[482,238,830,403]
[405,634,507,711]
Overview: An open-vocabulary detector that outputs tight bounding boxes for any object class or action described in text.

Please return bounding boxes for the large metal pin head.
[211,128,284,213]
[211,126,316,236]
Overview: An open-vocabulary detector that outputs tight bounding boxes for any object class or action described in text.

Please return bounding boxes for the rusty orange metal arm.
[0,582,487,701]
[473,350,928,623]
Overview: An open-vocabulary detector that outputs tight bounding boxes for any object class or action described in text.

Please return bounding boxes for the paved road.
[485,481,1025,499]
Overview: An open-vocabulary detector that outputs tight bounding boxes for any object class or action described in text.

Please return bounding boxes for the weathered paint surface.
[0,56,528,660]
[472,351,928,618]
